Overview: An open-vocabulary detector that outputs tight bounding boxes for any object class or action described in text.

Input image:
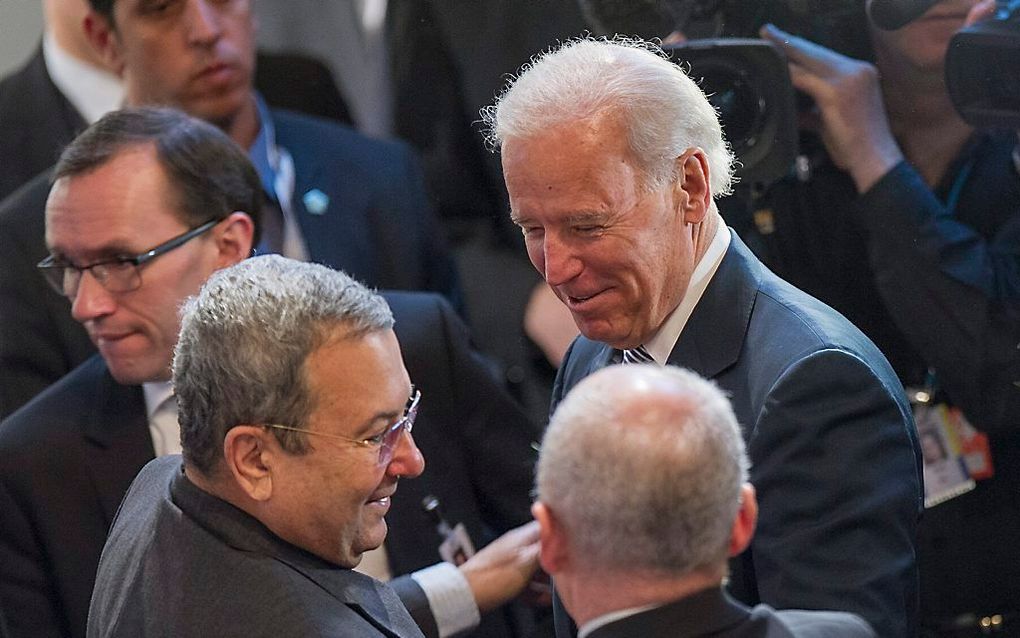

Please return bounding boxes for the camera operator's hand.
[760,24,904,193]
[965,0,996,26]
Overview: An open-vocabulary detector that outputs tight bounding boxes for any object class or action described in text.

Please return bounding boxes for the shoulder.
[740,259,903,393]
[0,49,46,116]
[0,170,51,229]
[382,290,447,321]
[0,356,108,453]
[270,108,416,167]
[765,606,876,637]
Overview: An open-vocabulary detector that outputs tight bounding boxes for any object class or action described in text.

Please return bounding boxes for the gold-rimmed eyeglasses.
[263,387,421,466]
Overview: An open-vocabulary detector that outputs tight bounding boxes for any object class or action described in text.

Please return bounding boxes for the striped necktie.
[621,345,655,364]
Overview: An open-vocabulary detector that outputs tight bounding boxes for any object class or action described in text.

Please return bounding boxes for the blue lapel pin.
[302,189,329,215]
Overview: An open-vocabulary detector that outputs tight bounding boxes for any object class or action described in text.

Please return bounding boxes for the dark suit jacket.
[586,587,874,638]
[551,235,922,638]
[0,292,538,638]
[0,107,459,419]
[0,46,350,202]
[88,455,424,638]
[0,47,84,202]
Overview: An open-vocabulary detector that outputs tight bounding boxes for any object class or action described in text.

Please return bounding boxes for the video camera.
[580,0,870,189]
[868,0,1020,128]
[581,0,1020,189]
[945,0,1020,128]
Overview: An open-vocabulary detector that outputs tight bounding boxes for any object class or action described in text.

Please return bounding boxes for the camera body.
[664,39,797,189]
[581,0,869,187]
[946,0,1020,128]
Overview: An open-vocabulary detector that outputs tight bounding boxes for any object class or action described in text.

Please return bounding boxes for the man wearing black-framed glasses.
[0,108,542,638]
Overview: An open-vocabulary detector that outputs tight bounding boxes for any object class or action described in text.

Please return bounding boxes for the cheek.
[525,237,546,272]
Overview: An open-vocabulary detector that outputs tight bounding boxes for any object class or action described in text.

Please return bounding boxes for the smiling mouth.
[565,289,607,307]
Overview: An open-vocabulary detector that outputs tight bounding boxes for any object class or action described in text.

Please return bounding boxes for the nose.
[386,431,425,479]
[540,233,582,287]
[70,270,117,324]
[185,0,223,46]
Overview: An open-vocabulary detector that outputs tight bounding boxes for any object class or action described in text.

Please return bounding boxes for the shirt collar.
[643,224,731,364]
[578,603,662,638]
[141,380,174,421]
[42,31,124,124]
[248,93,280,197]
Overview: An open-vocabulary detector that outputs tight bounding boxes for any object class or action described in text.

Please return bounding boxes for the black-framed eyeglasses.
[263,387,421,467]
[37,218,221,299]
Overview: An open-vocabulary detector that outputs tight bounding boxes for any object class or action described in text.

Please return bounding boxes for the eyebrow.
[351,411,402,439]
[47,242,143,266]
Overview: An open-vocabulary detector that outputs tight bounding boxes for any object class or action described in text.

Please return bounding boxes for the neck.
[875,45,973,187]
[559,565,723,628]
[692,209,721,265]
[221,93,262,150]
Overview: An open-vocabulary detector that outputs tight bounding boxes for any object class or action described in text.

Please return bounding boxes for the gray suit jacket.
[587,587,874,638]
[87,456,425,638]
[552,234,921,638]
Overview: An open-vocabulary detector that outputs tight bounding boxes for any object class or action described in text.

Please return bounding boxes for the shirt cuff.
[410,562,481,638]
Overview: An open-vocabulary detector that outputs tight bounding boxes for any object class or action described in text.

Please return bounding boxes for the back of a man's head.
[535,364,749,578]
[173,255,395,476]
[482,36,735,196]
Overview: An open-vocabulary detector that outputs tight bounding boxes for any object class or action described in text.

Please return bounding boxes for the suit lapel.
[667,233,761,380]
[80,360,155,525]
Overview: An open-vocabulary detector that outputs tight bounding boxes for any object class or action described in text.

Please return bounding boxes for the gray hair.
[535,365,749,575]
[173,255,394,474]
[481,36,735,196]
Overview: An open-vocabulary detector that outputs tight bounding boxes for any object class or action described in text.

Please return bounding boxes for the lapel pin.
[302,189,329,215]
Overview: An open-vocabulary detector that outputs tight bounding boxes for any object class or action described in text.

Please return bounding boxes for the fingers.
[965,0,996,27]
[758,23,847,74]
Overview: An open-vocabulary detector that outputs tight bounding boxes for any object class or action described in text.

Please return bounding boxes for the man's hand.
[458,520,542,613]
[760,23,904,192]
[524,283,578,368]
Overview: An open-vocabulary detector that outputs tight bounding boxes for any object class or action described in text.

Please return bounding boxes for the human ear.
[214,212,256,267]
[83,11,124,75]
[223,426,274,502]
[674,148,712,224]
[728,483,758,556]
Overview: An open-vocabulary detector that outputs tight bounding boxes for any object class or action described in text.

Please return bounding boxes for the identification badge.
[915,402,976,508]
[438,523,476,566]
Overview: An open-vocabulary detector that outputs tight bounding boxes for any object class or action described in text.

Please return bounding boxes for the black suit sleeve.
[0,470,66,638]
[856,160,1020,437]
[390,575,439,638]
[746,348,920,638]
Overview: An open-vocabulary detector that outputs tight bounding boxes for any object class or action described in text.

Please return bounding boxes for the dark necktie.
[622,345,654,364]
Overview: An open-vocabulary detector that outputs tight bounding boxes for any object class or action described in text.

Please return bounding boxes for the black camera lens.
[697,62,766,153]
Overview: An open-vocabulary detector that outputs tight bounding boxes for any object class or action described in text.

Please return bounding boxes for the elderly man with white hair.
[533,364,876,638]
[484,36,922,637]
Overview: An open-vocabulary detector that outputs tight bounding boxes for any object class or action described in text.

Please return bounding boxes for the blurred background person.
[0,0,349,202]
[0,0,460,418]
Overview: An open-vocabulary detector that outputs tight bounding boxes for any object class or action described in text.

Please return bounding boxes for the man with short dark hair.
[484,37,922,637]
[0,108,539,638]
[534,364,875,638]
[0,0,459,418]
[88,255,428,637]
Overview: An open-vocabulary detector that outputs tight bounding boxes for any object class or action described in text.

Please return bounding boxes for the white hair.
[535,365,749,575]
[481,36,735,195]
